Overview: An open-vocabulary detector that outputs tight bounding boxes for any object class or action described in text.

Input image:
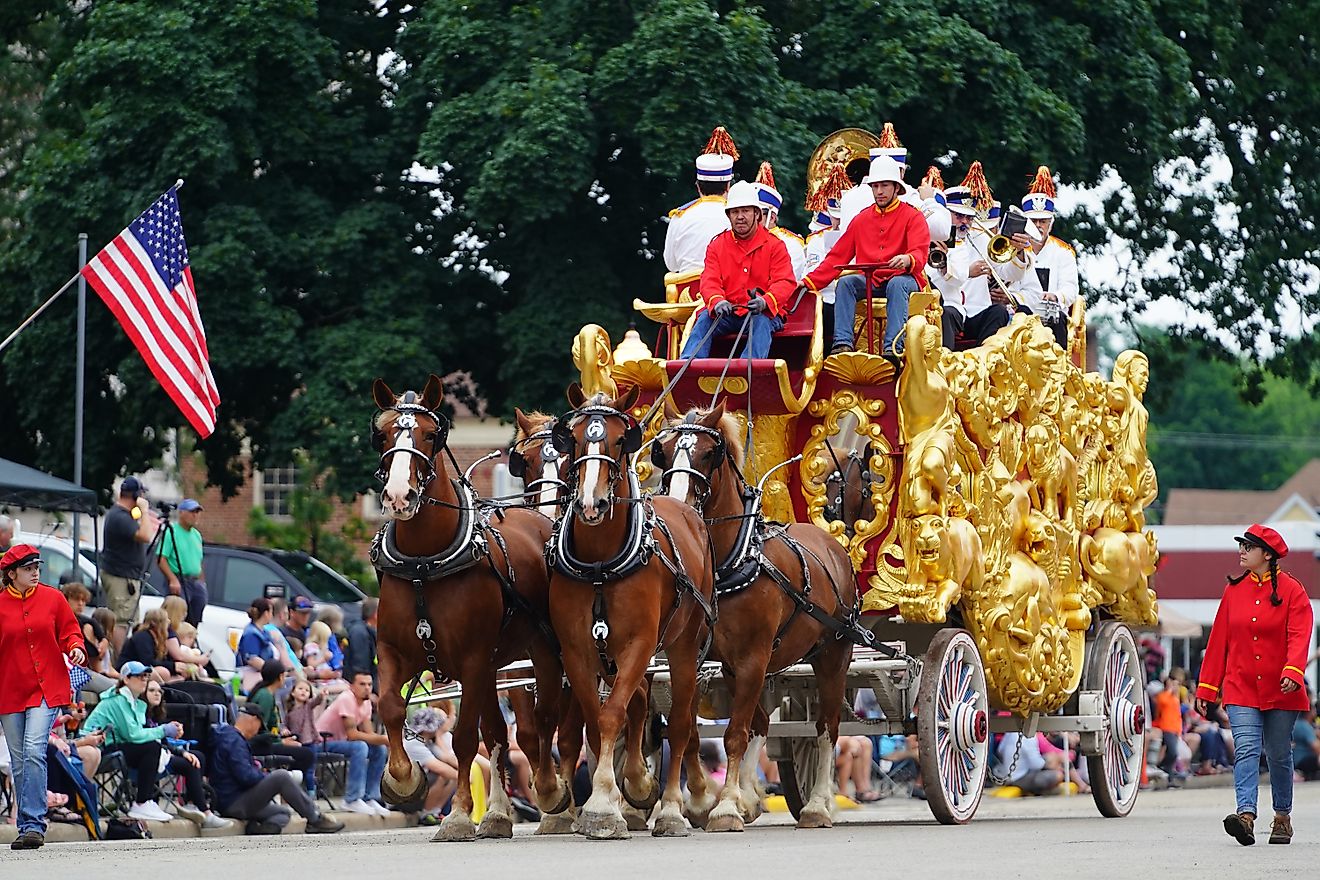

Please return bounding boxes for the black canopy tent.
[0,457,98,514]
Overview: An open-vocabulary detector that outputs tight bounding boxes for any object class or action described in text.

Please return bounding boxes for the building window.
[258,467,298,518]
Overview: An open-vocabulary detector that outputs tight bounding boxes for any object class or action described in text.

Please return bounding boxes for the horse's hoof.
[683,797,715,830]
[579,811,630,840]
[796,807,833,829]
[476,811,513,839]
[622,804,649,831]
[433,813,477,842]
[704,805,745,834]
[380,762,427,806]
[651,813,690,837]
[535,811,577,835]
[621,774,660,812]
[535,781,572,817]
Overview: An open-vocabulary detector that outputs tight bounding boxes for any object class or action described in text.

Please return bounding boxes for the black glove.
[712,300,734,318]
[745,296,766,315]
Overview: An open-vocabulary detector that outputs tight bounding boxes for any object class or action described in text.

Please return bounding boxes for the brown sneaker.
[1269,813,1292,844]
[1224,812,1255,846]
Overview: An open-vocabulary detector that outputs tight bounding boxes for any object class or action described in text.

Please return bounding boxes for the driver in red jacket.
[680,180,795,361]
[1195,524,1313,846]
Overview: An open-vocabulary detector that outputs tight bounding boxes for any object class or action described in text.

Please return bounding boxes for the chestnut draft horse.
[546,384,717,839]
[370,376,570,841]
[654,404,861,831]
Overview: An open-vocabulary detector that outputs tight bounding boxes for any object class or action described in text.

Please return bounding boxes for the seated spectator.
[996,732,1064,795]
[53,702,103,777]
[161,596,212,679]
[876,734,920,785]
[236,599,279,694]
[263,603,307,691]
[209,705,343,835]
[82,661,182,822]
[91,607,120,674]
[835,734,881,802]
[246,660,316,797]
[284,596,316,648]
[61,582,116,694]
[1293,707,1320,781]
[303,621,346,690]
[118,609,177,682]
[315,605,349,671]
[315,670,389,816]
[403,707,459,825]
[141,680,231,829]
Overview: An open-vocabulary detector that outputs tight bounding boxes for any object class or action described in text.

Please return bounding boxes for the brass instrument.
[928,229,956,271]
[806,128,881,207]
[965,219,1025,309]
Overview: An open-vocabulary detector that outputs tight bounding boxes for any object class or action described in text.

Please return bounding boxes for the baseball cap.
[120,660,151,677]
[120,477,144,498]
[291,596,315,612]
[178,498,204,512]
[238,704,264,719]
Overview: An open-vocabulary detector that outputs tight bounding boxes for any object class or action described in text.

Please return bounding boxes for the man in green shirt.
[159,498,208,626]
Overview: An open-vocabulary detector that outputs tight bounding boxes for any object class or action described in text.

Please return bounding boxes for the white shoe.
[343,800,378,815]
[201,813,234,830]
[174,803,205,826]
[129,802,173,823]
[369,800,392,817]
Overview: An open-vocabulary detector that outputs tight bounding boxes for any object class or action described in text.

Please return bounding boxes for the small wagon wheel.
[1084,621,1145,818]
[775,737,820,821]
[916,628,989,825]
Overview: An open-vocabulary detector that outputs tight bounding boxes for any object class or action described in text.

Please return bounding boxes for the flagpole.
[73,233,88,565]
[0,271,81,355]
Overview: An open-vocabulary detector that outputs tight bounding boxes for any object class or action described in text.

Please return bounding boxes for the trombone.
[962,218,1025,310]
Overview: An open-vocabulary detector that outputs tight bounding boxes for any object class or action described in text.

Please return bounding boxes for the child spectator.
[283,680,325,746]
[161,596,212,679]
[91,607,120,673]
[303,621,345,690]
[246,660,316,796]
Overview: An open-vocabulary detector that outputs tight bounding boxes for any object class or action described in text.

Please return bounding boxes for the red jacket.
[0,582,85,713]
[699,225,795,317]
[1195,569,1313,711]
[804,198,930,293]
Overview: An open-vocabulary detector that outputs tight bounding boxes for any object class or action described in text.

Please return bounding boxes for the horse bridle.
[552,405,642,510]
[372,393,452,498]
[508,426,571,502]
[652,423,727,511]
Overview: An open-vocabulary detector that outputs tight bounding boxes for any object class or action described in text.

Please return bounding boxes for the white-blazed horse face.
[372,376,446,520]
[559,384,642,526]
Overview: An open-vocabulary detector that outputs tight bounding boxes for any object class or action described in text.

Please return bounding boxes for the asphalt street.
[3,783,1315,878]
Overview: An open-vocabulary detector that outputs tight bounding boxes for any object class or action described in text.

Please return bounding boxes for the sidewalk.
[0,806,417,845]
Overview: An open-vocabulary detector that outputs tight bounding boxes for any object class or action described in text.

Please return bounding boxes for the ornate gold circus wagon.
[569,263,1160,823]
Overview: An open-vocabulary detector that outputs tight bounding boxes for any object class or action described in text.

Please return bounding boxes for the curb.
[0,807,416,845]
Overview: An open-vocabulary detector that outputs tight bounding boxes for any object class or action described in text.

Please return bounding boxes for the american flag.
[80,185,220,437]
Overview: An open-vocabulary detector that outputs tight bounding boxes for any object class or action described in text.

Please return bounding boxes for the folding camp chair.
[46,744,103,840]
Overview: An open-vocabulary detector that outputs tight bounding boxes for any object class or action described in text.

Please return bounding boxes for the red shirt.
[699,225,796,317]
[1195,570,1313,711]
[0,582,86,713]
[803,197,930,293]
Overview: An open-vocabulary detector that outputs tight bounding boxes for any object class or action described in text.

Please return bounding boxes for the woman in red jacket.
[1195,525,1313,846]
[0,544,86,850]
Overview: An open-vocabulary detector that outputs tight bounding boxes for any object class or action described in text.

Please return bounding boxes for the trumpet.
[927,229,957,271]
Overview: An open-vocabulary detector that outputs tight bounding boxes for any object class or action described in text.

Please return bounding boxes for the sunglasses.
[1237,541,1263,552]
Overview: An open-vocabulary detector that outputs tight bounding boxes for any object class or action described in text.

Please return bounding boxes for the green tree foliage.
[1142,331,1320,516]
[0,0,467,501]
[0,0,1314,504]
[396,0,1197,413]
[246,464,375,591]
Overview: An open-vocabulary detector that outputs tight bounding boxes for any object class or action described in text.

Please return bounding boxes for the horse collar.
[370,480,486,581]
[549,471,654,584]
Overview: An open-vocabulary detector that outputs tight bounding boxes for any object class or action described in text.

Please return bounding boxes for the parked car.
[17,531,248,677]
[143,543,367,622]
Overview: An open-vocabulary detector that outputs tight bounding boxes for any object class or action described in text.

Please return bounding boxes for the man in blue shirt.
[209,705,344,834]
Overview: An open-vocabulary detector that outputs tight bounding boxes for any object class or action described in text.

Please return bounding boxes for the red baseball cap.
[0,544,41,572]
[1235,524,1288,559]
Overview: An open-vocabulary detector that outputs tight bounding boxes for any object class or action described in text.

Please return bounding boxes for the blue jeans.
[832,273,918,354]
[1226,705,1299,816]
[1,700,59,835]
[320,739,387,803]
[681,310,782,360]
